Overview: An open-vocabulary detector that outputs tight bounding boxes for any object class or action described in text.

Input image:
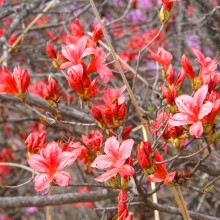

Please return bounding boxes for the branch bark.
[0,93,93,123]
[144,198,219,220]
[0,190,118,209]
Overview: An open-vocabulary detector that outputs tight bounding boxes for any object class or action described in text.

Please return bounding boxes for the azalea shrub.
[0,0,220,220]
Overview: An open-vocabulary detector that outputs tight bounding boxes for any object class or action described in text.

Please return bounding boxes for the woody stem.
[89,0,153,144]
[142,126,160,220]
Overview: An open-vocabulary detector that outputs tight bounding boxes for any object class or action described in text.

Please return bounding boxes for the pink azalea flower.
[103,85,126,106]
[87,47,113,83]
[28,142,76,191]
[151,47,173,69]
[91,136,134,182]
[60,36,95,70]
[169,85,214,137]
[192,47,219,84]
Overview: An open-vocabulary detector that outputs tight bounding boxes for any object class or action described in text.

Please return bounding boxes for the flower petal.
[34,173,52,191]
[91,155,113,169]
[27,154,49,172]
[119,139,134,160]
[118,164,134,177]
[169,113,194,126]
[193,85,208,107]
[76,35,88,56]
[164,171,176,182]
[175,95,194,114]
[96,64,113,83]
[189,121,203,137]
[58,151,78,170]
[53,171,72,186]
[42,142,62,167]
[62,44,76,62]
[198,101,213,119]
[94,168,119,182]
[104,136,120,158]
[81,47,95,58]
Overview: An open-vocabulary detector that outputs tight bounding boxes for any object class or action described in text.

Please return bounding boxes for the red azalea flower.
[28,80,45,97]
[181,54,195,80]
[25,131,46,155]
[147,152,176,183]
[92,21,104,43]
[161,0,180,11]
[162,85,178,106]
[7,32,17,45]
[46,42,67,69]
[92,86,127,128]
[82,130,103,153]
[43,76,61,105]
[205,91,220,125]
[118,190,133,220]
[162,65,185,106]
[136,141,152,170]
[192,47,219,86]
[0,148,13,183]
[66,64,98,101]
[0,66,30,100]
[151,110,184,144]
[122,125,133,140]
[70,19,84,37]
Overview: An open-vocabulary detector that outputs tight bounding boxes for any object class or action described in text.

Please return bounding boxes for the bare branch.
[0,190,119,209]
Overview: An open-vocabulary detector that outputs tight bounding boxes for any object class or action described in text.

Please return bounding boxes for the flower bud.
[136,141,152,170]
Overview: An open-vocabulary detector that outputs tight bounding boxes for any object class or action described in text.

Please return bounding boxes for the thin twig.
[0,178,32,189]
[0,0,57,64]
[60,120,96,126]
[106,0,132,26]
[0,162,34,173]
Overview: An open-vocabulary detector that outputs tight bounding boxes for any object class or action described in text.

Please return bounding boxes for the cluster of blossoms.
[136,141,176,183]
[92,86,127,130]
[24,129,104,191]
[46,19,113,102]
[151,46,220,141]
